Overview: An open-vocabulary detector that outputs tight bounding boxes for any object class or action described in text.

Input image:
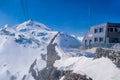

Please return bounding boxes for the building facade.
[83,22,120,48]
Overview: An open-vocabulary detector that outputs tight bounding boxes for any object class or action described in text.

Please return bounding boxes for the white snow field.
[0,20,119,80]
[54,57,120,80]
[54,37,120,80]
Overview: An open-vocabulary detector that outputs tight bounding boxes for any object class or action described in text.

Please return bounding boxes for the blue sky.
[0,0,120,36]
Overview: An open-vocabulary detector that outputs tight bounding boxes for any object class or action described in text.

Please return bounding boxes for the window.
[118,28,120,32]
[99,28,103,32]
[110,38,119,43]
[89,40,92,43]
[108,28,110,32]
[94,38,98,42]
[115,28,118,32]
[94,29,98,33]
[108,28,114,32]
[110,28,113,32]
[99,37,103,42]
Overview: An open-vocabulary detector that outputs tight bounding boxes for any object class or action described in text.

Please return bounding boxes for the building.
[83,22,120,48]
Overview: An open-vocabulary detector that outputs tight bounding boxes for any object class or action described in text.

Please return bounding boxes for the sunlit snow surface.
[0,20,120,80]
[0,20,57,80]
[54,57,120,80]
[54,36,120,80]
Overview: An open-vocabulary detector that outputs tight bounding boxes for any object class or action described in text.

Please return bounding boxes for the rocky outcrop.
[63,73,92,80]
[27,32,93,80]
[94,48,120,67]
[28,32,61,80]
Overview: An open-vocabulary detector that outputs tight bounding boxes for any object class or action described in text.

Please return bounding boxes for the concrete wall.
[83,23,107,46]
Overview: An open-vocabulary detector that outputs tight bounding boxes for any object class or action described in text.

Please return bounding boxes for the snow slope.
[54,57,120,80]
[53,34,120,80]
[0,20,120,80]
[0,20,82,80]
[53,37,120,80]
[16,19,50,31]
[53,33,94,58]
[0,20,58,80]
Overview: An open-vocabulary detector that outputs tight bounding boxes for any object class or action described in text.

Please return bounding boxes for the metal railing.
[83,43,119,49]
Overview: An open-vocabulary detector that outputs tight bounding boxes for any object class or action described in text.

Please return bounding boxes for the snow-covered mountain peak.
[3,24,9,29]
[16,19,51,32]
[0,24,11,30]
[0,24,16,36]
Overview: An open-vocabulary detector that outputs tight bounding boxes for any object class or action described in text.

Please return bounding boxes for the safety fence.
[83,43,119,49]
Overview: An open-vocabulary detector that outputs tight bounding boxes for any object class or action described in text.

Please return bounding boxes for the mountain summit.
[16,19,51,31]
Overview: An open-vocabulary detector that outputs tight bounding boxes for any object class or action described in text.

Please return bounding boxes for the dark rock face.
[28,59,38,80]
[63,73,92,80]
[94,48,120,67]
[27,32,93,80]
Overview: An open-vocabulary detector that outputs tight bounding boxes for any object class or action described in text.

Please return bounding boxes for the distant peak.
[4,24,9,28]
[2,24,9,29]
[16,20,51,31]
[26,19,33,23]
[29,18,33,21]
